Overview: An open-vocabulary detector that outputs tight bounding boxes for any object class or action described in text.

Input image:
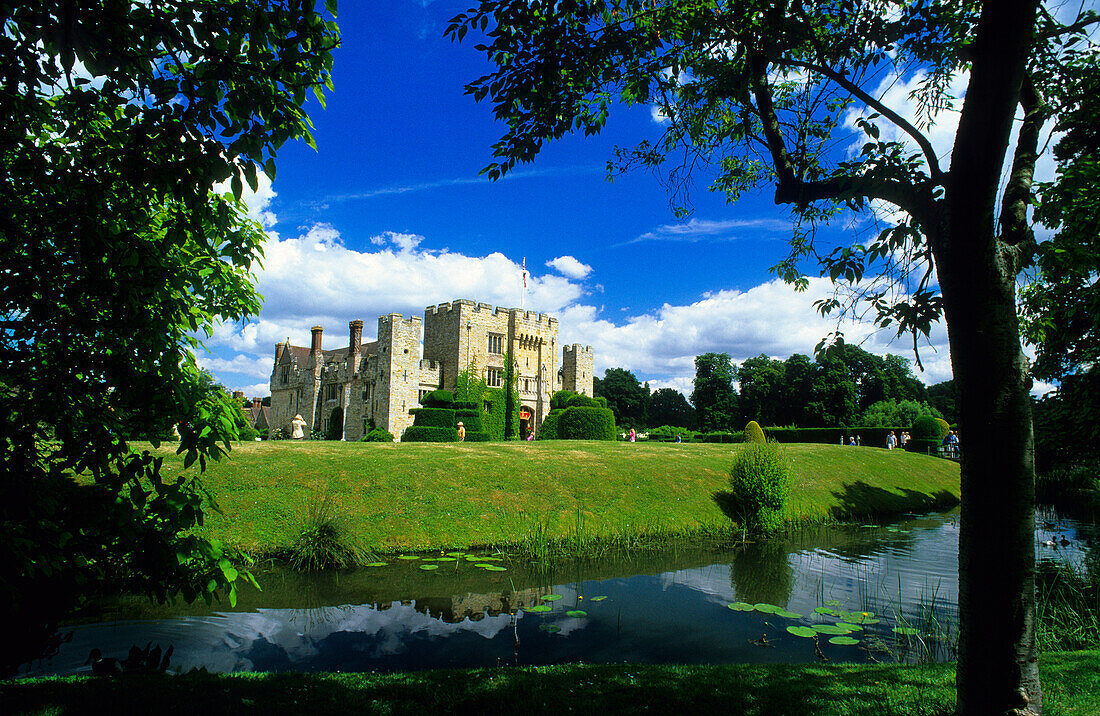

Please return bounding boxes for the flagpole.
[521,257,527,311]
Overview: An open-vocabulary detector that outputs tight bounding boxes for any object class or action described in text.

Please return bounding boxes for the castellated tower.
[561,344,594,397]
[373,314,422,439]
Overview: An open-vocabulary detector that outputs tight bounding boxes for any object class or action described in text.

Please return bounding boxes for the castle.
[269,299,594,440]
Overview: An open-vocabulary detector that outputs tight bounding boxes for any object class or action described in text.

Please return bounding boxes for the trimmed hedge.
[703,432,742,443]
[906,438,942,455]
[550,390,576,410]
[762,426,907,448]
[401,426,458,442]
[452,401,479,411]
[537,408,564,440]
[360,428,395,442]
[408,407,456,428]
[558,406,617,441]
[421,390,454,408]
[744,421,766,444]
[566,394,600,408]
[455,408,484,432]
[483,387,508,441]
[464,431,492,442]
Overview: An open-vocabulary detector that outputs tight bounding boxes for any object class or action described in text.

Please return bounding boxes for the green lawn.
[3,651,1096,715]
[147,440,960,554]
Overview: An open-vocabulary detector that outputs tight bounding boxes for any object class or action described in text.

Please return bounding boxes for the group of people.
[885,431,910,450]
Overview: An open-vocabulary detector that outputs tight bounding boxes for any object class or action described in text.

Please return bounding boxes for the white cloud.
[546,255,593,279]
[214,168,278,229]
[622,217,791,247]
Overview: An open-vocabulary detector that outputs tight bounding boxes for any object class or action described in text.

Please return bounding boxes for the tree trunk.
[937,2,1042,713]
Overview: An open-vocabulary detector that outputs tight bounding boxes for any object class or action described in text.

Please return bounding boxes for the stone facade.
[269,299,594,440]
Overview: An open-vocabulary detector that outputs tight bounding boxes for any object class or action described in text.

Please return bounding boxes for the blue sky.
[198,0,1005,399]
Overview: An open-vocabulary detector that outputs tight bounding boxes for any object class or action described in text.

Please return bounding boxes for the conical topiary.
[744,420,766,444]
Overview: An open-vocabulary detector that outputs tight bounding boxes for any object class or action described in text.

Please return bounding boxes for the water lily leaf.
[446,552,465,557]
[812,624,853,635]
[364,562,388,567]
[835,622,863,631]
[893,626,919,635]
[775,610,803,619]
[419,564,438,570]
[484,565,507,571]
[565,610,587,618]
[823,600,842,607]
[436,557,457,562]
[465,556,485,562]
[786,626,818,638]
[525,605,552,613]
[542,594,563,601]
[539,624,562,633]
[727,602,755,612]
[398,555,420,560]
[814,607,839,616]
[754,603,781,614]
[480,556,503,561]
[828,636,860,645]
[589,596,608,602]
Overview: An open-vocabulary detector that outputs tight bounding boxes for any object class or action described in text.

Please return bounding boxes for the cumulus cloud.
[546,255,592,280]
[214,168,278,229]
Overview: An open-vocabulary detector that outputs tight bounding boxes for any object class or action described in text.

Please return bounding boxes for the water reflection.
[19,509,1096,678]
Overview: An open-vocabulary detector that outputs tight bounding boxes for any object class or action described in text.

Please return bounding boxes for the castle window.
[487,368,503,387]
[323,383,338,401]
[488,333,503,355]
[419,389,429,403]
[279,366,289,385]
[363,385,371,402]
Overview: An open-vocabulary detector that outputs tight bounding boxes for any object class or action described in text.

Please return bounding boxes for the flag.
[522,257,527,289]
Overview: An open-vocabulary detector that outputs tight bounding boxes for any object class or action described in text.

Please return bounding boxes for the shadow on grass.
[827,481,960,521]
[1,662,957,715]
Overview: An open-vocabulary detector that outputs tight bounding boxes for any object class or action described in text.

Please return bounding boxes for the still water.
[21,510,1095,677]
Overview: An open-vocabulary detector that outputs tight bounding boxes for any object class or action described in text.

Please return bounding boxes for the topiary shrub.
[908,415,943,454]
[744,420,766,444]
[550,390,578,410]
[421,389,454,408]
[401,426,458,442]
[715,441,790,534]
[566,394,599,408]
[558,406,616,440]
[360,428,394,442]
[934,417,951,441]
[703,432,740,443]
[538,409,564,440]
[594,395,609,408]
[409,407,457,428]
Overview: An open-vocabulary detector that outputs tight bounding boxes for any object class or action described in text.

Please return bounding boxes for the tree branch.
[999,73,1047,249]
[782,58,944,182]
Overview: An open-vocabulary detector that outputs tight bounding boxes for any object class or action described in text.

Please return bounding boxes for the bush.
[287,492,364,571]
[482,387,509,441]
[1036,459,1100,514]
[558,406,616,440]
[717,441,790,534]
[401,426,458,442]
[911,415,941,440]
[566,394,600,408]
[238,424,259,442]
[452,401,479,411]
[934,417,951,441]
[360,428,394,442]
[537,409,564,440]
[409,407,457,428]
[744,420,766,444]
[550,390,578,410]
[421,389,454,408]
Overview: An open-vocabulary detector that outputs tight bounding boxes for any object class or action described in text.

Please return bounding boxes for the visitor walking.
[629,428,636,442]
[887,431,897,450]
[290,414,307,440]
[457,421,466,442]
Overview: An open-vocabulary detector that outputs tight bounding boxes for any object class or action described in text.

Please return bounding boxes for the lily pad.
[565,610,587,618]
[812,624,853,635]
[398,555,420,560]
[775,610,804,619]
[539,624,562,633]
[828,636,860,646]
[727,602,755,612]
[542,594,563,601]
[893,626,920,636]
[589,596,608,602]
[835,622,863,632]
[446,552,465,557]
[419,564,438,571]
[435,557,457,562]
[484,565,508,571]
[754,603,782,614]
[464,556,484,562]
[364,562,388,567]
[786,626,818,638]
[814,607,840,616]
[525,605,552,613]
[480,556,503,561]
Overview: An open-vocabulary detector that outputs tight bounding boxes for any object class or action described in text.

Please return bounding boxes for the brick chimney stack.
[310,325,323,355]
[253,398,261,410]
[349,319,363,370]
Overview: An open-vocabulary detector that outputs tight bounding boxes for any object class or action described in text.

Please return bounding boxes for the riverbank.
[4,651,1097,715]
[145,441,960,554]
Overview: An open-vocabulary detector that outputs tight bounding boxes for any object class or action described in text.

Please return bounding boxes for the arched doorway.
[519,406,533,439]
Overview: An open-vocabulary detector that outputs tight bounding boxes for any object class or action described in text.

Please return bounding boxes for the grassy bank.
[4,651,1097,715]
[146,441,959,554]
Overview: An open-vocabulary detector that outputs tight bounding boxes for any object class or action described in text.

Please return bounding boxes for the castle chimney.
[310,325,323,354]
[275,341,285,363]
[349,320,363,368]
[252,398,261,410]
[232,390,244,401]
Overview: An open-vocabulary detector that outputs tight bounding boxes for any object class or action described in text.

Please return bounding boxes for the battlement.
[379,313,421,326]
[563,344,593,354]
[424,300,557,328]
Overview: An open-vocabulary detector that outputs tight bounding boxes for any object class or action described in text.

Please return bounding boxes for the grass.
[147,440,960,555]
[3,651,1097,715]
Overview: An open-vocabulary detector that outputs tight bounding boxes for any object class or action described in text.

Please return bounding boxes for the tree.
[927,380,959,425]
[735,355,786,426]
[0,0,338,671]
[648,387,696,428]
[777,353,816,426]
[690,353,738,432]
[448,2,1097,710]
[594,367,650,427]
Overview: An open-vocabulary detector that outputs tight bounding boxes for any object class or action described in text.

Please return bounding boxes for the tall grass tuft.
[716,441,790,534]
[287,491,365,572]
[1036,553,1100,652]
